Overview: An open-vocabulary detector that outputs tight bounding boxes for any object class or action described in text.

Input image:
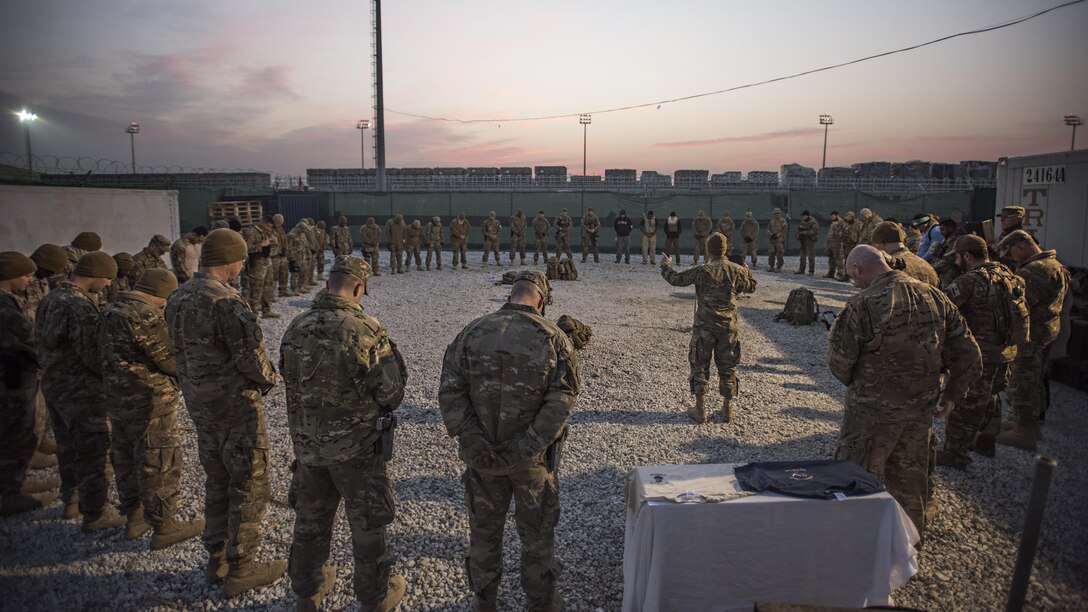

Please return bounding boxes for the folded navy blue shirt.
[734,460,884,500]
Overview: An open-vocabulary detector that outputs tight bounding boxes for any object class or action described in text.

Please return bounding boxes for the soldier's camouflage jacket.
[797,218,819,243]
[130,248,166,287]
[944,261,1024,363]
[828,270,981,422]
[439,303,580,475]
[532,216,550,238]
[510,214,527,238]
[661,260,757,332]
[330,225,353,254]
[826,219,846,247]
[1016,250,1069,348]
[427,220,443,244]
[286,228,308,264]
[692,215,713,239]
[99,291,179,420]
[21,273,63,321]
[280,292,407,466]
[165,272,276,430]
[244,225,271,256]
[385,218,407,246]
[768,217,788,244]
[858,213,883,245]
[405,223,422,247]
[34,282,104,411]
[361,224,383,249]
[740,218,759,241]
[0,288,37,400]
[888,246,939,287]
[554,214,572,238]
[313,226,327,251]
[63,245,89,277]
[169,238,192,282]
[450,218,470,242]
[581,212,601,238]
[718,215,735,237]
[481,218,501,239]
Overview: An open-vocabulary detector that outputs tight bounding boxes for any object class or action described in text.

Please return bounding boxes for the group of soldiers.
[239,215,328,319]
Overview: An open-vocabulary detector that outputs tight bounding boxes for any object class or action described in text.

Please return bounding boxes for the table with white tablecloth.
[622,463,919,612]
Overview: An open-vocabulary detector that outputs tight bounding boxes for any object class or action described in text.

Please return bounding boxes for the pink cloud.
[656,127,824,149]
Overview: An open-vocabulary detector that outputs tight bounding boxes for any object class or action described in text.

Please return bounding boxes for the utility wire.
[387,0,1084,124]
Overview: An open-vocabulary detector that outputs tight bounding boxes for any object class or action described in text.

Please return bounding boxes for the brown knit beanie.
[705,232,728,258]
[0,252,37,280]
[871,221,905,244]
[30,244,67,275]
[72,231,102,251]
[113,252,135,273]
[135,268,179,298]
[74,251,118,279]
[200,228,248,267]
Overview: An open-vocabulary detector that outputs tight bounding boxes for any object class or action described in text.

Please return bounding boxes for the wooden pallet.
[209,200,263,228]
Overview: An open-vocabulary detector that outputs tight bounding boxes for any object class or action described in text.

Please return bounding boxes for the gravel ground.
[2,252,1086,611]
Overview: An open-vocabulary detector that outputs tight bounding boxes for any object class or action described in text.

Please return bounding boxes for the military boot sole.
[151,518,205,550]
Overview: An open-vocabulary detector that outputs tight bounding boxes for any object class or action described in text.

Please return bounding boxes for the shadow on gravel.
[669,291,695,300]
[737,363,805,375]
[681,432,839,465]
[395,475,464,503]
[781,381,830,393]
[0,566,210,610]
[779,406,841,423]
[569,410,683,425]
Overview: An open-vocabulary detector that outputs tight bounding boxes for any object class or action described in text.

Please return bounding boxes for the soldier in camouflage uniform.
[0,253,57,516]
[857,208,883,245]
[170,227,208,285]
[838,211,860,281]
[691,210,713,264]
[824,211,844,279]
[581,208,601,263]
[23,244,68,467]
[795,210,818,274]
[286,225,309,293]
[130,234,171,287]
[481,212,502,266]
[404,219,423,272]
[313,220,328,280]
[99,269,205,547]
[439,271,580,612]
[63,231,102,276]
[330,216,354,257]
[385,215,407,274]
[450,213,470,270]
[766,208,788,272]
[554,209,574,260]
[36,251,126,531]
[243,218,278,319]
[739,212,759,267]
[281,255,408,611]
[640,211,658,265]
[299,220,319,288]
[661,233,757,423]
[426,216,444,270]
[262,217,286,307]
[104,252,134,303]
[532,211,550,265]
[361,217,384,275]
[937,236,1027,468]
[871,221,939,287]
[830,245,981,534]
[270,215,292,298]
[510,209,528,265]
[996,230,1070,452]
[165,228,286,596]
[718,211,736,255]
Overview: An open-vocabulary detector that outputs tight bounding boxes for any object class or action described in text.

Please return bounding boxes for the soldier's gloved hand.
[491,439,535,471]
[458,432,497,470]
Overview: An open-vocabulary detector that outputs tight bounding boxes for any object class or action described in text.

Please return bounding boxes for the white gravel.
[2,252,1086,611]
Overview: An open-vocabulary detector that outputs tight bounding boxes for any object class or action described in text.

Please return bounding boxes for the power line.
[388,0,1084,124]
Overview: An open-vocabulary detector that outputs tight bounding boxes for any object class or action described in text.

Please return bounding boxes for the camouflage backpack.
[775,287,819,325]
[557,314,592,349]
[546,257,560,281]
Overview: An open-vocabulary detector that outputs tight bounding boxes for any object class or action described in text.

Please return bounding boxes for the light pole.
[819,114,834,170]
[17,110,37,172]
[127,121,140,173]
[579,114,591,211]
[1064,114,1083,150]
[356,119,370,170]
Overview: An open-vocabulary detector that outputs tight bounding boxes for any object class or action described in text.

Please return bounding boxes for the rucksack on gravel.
[775,287,819,326]
[557,315,592,349]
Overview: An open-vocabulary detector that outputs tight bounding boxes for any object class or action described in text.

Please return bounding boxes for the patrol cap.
[74,251,118,279]
[513,270,552,305]
[72,231,102,251]
[950,234,989,255]
[113,252,134,273]
[870,221,905,244]
[999,206,1025,218]
[135,268,179,299]
[0,251,36,280]
[150,234,170,250]
[432,216,441,223]
[996,229,1033,254]
[200,228,248,267]
[330,255,372,284]
[30,244,67,275]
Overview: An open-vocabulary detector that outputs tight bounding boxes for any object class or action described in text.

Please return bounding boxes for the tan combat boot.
[1,492,56,516]
[125,507,151,540]
[21,474,60,494]
[38,435,57,454]
[206,548,229,584]
[721,398,733,423]
[151,517,205,550]
[381,575,406,611]
[30,452,57,469]
[297,565,336,612]
[687,395,708,424]
[61,489,79,519]
[82,507,126,532]
[996,425,1038,452]
[223,559,288,598]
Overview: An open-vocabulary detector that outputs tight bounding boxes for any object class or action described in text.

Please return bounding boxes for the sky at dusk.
[1,0,1086,177]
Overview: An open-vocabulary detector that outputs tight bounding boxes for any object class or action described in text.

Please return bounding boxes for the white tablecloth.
[622,464,919,612]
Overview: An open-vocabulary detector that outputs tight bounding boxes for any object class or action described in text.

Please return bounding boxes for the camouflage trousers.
[194,416,270,565]
[45,396,111,517]
[838,242,858,278]
[510,234,526,262]
[798,239,816,273]
[835,407,930,534]
[388,245,403,273]
[271,256,289,296]
[0,376,39,496]
[452,239,468,267]
[741,239,758,266]
[426,242,443,269]
[263,257,282,304]
[692,235,708,264]
[641,235,656,264]
[533,235,548,264]
[362,247,381,274]
[767,240,784,269]
[582,235,599,262]
[1008,343,1050,428]
[664,237,680,264]
[289,453,394,607]
[689,326,741,399]
[403,245,421,270]
[332,243,352,257]
[944,359,1008,456]
[555,235,572,260]
[482,237,501,264]
[243,257,272,313]
[825,243,842,277]
[314,250,326,279]
[109,410,182,529]
[463,465,562,612]
[288,258,303,292]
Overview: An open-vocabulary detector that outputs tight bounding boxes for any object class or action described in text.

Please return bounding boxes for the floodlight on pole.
[127,121,140,174]
[357,120,370,171]
[579,114,591,210]
[819,114,834,170]
[17,110,38,172]
[1064,114,1083,151]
